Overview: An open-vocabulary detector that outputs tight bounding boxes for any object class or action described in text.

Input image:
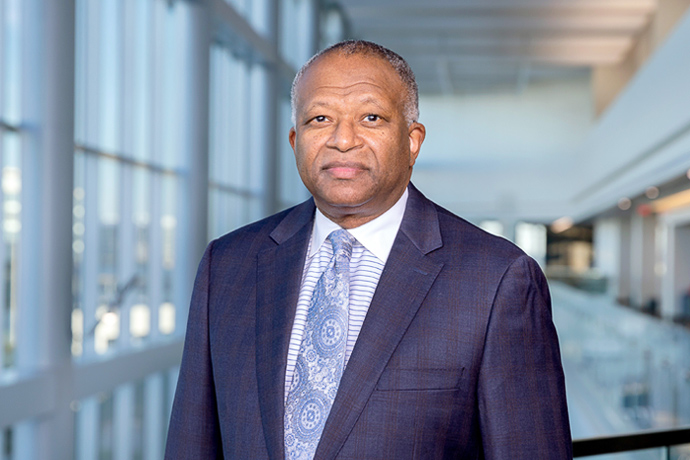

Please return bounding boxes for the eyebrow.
[357,97,387,111]
[304,97,387,112]
[304,101,333,111]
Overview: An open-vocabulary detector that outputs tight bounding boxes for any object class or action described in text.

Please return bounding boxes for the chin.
[319,192,372,210]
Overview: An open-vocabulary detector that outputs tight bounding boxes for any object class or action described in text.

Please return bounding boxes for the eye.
[365,114,380,122]
[313,115,327,123]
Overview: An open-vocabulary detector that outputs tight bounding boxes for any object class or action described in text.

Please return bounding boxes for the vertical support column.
[666,219,690,320]
[262,0,281,215]
[179,0,211,326]
[75,397,99,460]
[17,0,76,458]
[309,0,321,56]
[593,217,622,298]
[113,383,135,460]
[143,373,164,460]
[659,219,675,319]
[630,213,658,312]
[617,214,632,305]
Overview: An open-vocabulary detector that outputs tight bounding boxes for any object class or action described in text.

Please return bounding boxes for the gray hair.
[290,40,419,126]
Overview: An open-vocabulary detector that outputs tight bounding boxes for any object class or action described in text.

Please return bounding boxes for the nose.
[326,120,361,152]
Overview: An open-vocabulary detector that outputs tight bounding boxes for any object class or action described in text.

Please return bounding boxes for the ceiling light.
[645,186,659,199]
[551,216,573,234]
[650,189,690,213]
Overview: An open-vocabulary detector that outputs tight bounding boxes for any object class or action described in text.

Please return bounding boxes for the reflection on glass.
[130,304,150,338]
[74,371,172,460]
[1,426,12,459]
[72,0,187,356]
[2,0,23,124]
[159,302,175,335]
[160,175,177,336]
[554,284,690,440]
[96,158,120,354]
[72,153,86,357]
[670,444,690,459]
[1,134,21,371]
[98,391,114,460]
[132,168,151,343]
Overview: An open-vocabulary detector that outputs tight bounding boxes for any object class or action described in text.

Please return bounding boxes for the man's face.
[290,52,426,227]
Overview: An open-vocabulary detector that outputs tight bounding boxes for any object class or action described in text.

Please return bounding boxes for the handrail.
[573,427,690,457]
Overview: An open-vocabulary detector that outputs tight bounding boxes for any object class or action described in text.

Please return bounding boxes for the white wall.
[412,76,594,222]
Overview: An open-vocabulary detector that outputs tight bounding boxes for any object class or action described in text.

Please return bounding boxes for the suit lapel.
[315,185,444,460]
[256,200,314,460]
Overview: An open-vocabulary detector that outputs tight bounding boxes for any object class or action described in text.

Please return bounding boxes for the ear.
[289,127,297,154]
[408,122,426,166]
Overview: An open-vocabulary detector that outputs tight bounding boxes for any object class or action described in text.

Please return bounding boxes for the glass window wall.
[0,0,22,375]
[73,0,188,359]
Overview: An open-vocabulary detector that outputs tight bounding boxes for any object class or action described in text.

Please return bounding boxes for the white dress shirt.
[283,188,409,399]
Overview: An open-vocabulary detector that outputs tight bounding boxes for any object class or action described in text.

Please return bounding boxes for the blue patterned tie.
[284,229,355,460]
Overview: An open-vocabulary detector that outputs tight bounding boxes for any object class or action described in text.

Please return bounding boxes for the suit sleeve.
[477,255,572,459]
[164,242,224,459]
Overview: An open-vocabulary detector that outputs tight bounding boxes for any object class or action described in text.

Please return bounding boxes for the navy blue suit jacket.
[165,184,572,459]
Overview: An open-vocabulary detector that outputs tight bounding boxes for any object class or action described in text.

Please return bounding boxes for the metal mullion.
[75,397,99,460]
[0,135,5,374]
[148,173,163,339]
[0,0,6,119]
[208,47,219,183]
[208,48,219,238]
[121,0,134,158]
[172,173,187,337]
[113,382,135,460]
[143,373,164,460]
[240,62,252,224]
[118,165,134,350]
[248,63,267,220]
[12,421,37,459]
[217,51,230,232]
[74,0,85,141]
[147,177,161,343]
[151,0,164,167]
[146,1,164,339]
[85,0,101,147]
[220,50,231,191]
[81,154,100,360]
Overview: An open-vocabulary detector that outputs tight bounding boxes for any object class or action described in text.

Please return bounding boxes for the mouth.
[322,162,368,179]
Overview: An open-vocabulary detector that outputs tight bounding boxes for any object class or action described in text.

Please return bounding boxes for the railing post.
[662,445,670,460]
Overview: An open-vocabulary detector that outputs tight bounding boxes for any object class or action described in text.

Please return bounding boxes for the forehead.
[295,53,404,107]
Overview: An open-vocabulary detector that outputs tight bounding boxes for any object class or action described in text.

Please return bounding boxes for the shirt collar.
[309,188,409,264]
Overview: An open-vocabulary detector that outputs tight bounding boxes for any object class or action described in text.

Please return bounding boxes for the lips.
[322,161,368,179]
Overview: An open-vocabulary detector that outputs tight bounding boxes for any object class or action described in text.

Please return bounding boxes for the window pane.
[1,131,20,371]
[74,370,174,460]
[1,0,21,123]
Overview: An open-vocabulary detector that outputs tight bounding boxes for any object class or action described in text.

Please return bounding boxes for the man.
[165,40,572,459]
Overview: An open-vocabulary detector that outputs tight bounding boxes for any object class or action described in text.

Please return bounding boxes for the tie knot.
[328,229,354,259]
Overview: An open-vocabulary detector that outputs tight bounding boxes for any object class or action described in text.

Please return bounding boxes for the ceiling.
[337,0,657,95]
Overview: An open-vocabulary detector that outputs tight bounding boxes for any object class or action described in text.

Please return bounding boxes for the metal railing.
[573,427,690,458]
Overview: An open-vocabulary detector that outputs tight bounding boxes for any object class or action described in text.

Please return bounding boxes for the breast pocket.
[375,367,465,391]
